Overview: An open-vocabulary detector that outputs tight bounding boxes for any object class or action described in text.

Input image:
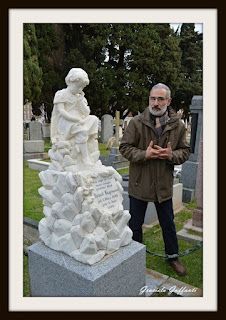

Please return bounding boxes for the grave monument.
[181,96,203,202]
[28,68,146,296]
[100,111,129,170]
[23,120,46,162]
[100,114,113,143]
[192,139,203,228]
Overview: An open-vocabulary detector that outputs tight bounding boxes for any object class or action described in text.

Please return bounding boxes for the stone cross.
[112,111,123,147]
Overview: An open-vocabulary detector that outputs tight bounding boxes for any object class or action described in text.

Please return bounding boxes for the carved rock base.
[38,166,132,265]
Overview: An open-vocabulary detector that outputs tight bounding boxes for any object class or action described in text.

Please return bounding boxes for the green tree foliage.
[173,23,203,117]
[62,24,113,118]
[23,24,43,108]
[120,23,182,114]
[23,23,202,120]
[35,24,63,121]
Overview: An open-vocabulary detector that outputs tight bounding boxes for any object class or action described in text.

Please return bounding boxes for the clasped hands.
[145,141,173,160]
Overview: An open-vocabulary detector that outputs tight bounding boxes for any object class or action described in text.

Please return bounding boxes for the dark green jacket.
[119,106,190,203]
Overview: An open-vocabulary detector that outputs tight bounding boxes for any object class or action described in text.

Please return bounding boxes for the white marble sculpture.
[49,68,100,171]
[38,68,132,265]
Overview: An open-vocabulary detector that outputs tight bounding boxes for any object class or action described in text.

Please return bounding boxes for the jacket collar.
[139,106,179,131]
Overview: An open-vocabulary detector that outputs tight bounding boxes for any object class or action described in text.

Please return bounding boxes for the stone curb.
[177,228,202,243]
[145,268,203,297]
[24,217,39,229]
[183,219,203,233]
[158,276,203,297]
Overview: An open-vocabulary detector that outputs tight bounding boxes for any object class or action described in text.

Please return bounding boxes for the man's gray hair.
[151,83,171,98]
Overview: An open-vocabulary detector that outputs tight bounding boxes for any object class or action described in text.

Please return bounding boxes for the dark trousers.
[129,196,179,260]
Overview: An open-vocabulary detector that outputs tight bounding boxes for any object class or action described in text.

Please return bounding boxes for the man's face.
[149,88,172,116]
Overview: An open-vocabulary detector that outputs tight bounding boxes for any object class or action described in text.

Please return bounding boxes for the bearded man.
[119,83,190,276]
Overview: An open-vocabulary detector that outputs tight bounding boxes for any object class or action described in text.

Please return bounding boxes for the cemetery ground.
[23,142,202,297]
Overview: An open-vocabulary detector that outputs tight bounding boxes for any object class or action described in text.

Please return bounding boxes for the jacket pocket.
[135,166,143,186]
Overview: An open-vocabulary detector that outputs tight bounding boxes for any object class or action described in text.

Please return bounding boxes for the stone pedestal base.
[27,240,146,297]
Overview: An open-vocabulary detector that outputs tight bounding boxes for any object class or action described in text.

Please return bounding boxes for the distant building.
[23,102,47,124]
[24,102,32,123]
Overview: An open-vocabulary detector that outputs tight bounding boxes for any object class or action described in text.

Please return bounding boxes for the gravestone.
[28,68,146,297]
[29,121,43,140]
[101,114,113,143]
[192,139,203,228]
[42,123,51,140]
[181,96,203,202]
[24,121,45,162]
[100,111,129,170]
[102,147,129,170]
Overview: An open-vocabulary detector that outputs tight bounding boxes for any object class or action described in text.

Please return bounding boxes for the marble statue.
[38,68,132,265]
[49,68,101,171]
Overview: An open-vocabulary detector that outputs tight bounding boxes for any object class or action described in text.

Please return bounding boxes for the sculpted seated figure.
[49,68,100,172]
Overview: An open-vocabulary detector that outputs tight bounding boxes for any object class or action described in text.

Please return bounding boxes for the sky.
[170,23,203,34]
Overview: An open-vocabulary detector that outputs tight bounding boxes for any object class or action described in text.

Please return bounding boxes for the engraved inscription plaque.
[93,176,123,212]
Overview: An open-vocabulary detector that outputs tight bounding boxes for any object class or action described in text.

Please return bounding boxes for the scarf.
[150,110,170,137]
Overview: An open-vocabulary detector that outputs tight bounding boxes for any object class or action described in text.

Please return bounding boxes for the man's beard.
[149,104,168,116]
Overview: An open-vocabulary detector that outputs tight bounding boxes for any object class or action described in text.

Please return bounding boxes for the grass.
[117,167,129,175]
[44,139,52,153]
[98,143,110,156]
[187,229,203,236]
[23,163,44,221]
[23,252,30,296]
[143,207,203,289]
[184,201,197,211]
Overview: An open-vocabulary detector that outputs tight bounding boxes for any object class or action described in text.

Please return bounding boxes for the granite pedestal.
[27,240,146,297]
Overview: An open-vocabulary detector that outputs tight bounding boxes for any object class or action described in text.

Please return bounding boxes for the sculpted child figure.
[50,68,100,171]
[38,68,133,266]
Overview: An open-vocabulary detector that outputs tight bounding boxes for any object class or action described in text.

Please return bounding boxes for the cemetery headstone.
[29,121,43,140]
[28,68,145,297]
[192,139,203,228]
[24,121,45,162]
[42,123,51,140]
[181,96,203,202]
[100,111,129,170]
[101,114,113,143]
